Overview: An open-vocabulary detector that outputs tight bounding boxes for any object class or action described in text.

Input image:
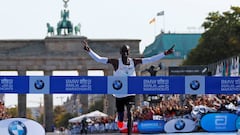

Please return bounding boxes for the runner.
[82,40,174,134]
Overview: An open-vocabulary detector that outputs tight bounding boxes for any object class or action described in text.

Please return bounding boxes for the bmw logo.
[34,80,45,90]
[8,120,27,135]
[190,80,200,90]
[174,119,185,130]
[112,80,123,90]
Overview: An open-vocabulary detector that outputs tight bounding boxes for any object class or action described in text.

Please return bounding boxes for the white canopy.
[85,110,108,118]
[68,110,108,123]
[68,114,87,123]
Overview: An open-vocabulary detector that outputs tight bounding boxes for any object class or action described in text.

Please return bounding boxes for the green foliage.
[56,112,74,128]
[37,113,44,125]
[26,108,34,120]
[6,107,17,118]
[183,6,240,65]
[53,105,75,128]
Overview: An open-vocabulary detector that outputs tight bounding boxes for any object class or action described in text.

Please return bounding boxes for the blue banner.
[206,77,240,94]
[29,76,50,94]
[50,76,107,94]
[107,76,128,94]
[128,76,185,94]
[185,76,205,94]
[0,76,28,93]
[0,76,239,94]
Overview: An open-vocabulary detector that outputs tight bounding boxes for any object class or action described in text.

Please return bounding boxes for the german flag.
[149,18,156,24]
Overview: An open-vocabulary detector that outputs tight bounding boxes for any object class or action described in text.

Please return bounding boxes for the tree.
[54,106,66,128]
[183,6,240,65]
[6,107,17,118]
[53,106,75,128]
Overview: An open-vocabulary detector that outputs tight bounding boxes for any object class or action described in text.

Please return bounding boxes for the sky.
[0,0,240,107]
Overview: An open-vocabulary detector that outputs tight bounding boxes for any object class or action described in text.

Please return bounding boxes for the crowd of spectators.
[67,116,119,134]
[132,94,239,122]
[66,94,240,134]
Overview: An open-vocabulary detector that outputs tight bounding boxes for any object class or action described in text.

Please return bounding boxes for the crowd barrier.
[0,76,239,94]
[138,113,239,133]
[69,112,240,134]
[0,118,45,134]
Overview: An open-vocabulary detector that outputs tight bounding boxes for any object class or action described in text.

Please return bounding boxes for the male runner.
[82,40,174,128]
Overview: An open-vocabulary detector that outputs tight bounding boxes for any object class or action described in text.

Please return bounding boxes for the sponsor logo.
[8,120,27,135]
[112,80,123,90]
[34,80,45,90]
[215,115,227,126]
[190,80,200,90]
[174,119,185,130]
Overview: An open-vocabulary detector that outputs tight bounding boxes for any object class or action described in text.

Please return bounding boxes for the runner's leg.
[116,98,125,128]
[127,96,135,135]
[127,103,132,135]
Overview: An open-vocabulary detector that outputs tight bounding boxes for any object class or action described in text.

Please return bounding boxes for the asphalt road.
[46,132,238,135]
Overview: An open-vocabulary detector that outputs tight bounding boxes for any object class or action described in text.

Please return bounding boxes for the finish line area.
[1,76,240,134]
[0,76,239,94]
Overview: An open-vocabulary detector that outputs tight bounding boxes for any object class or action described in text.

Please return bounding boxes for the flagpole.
[154,21,156,37]
[163,14,165,32]
[149,18,156,37]
[156,11,165,33]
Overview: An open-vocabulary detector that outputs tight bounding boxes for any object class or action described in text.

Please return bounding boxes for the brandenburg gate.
[0,37,141,131]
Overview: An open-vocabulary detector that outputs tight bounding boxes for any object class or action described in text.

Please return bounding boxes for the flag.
[215,62,223,76]
[222,61,226,76]
[157,11,164,16]
[231,56,239,76]
[223,60,230,76]
[149,18,156,24]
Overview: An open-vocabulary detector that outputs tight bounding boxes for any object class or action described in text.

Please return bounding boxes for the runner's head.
[120,44,130,58]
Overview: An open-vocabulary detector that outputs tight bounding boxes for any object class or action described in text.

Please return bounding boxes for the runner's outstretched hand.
[164,44,175,55]
[81,40,90,52]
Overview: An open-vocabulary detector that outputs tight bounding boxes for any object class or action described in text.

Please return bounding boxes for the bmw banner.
[107,76,128,94]
[206,77,240,94]
[0,76,239,94]
[50,76,107,94]
[185,76,205,94]
[0,76,28,93]
[128,76,185,94]
[0,118,45,135]
[29,76,50,94]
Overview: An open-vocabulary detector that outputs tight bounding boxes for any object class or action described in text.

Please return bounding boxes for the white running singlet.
[113,58,136,98]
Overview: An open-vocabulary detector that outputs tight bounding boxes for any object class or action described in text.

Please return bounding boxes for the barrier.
[0,118,45,135]
[236,117,240,129]
[138,120,165,133]
[0,76,239,94]
[164,118,196,133]
[200,113,238,132]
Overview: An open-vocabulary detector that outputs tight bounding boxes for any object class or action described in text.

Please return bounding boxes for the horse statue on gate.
[74,23,81,35]
[57,9,73,35]
[46,23,54,36]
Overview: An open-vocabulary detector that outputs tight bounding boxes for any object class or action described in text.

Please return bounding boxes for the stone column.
[103,69,115,116]
[44,70,54,132]
[135,66,143,107]
[78,68,88,114]
[18,70,26,118]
